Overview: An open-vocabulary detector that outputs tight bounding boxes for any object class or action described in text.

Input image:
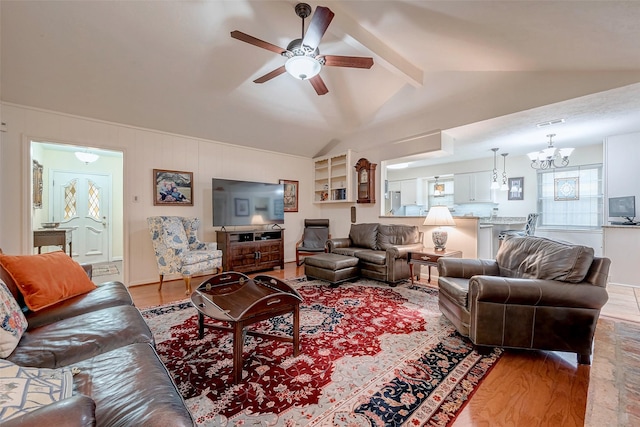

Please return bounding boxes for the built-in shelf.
[313,150,354,203]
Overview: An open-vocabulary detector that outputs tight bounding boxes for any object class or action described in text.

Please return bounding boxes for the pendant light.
[490,148,500,190]
[433,176,444,197]
[500,153,509,191]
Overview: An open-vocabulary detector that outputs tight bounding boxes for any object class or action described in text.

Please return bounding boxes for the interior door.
[51,171,111,264]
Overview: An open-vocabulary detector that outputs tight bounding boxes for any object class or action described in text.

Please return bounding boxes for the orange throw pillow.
[0,251,96,312]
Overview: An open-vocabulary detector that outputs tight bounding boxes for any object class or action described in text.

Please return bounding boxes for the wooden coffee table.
[408,248,462,283]
[190,272,303,383]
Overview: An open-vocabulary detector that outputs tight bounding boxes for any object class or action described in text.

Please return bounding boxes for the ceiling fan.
[230,2,374,95]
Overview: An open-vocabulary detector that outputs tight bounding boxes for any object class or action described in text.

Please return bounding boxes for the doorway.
[30,141,124,272]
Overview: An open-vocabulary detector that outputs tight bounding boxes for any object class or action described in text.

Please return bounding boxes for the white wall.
[0,103,317,286]
[603,131,640,285]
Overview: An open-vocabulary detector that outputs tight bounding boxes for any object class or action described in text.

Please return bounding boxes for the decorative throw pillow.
[0,251,96,312]
[0,280,28,358]
[0,359,73,421]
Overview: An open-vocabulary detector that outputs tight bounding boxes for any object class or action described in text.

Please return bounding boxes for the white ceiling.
[2,1,640,165]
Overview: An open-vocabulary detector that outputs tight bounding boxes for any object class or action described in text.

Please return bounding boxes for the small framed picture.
[235,198,250,216]
[508,177,524,201]
[554,177,579,201]
[153,169,193,206]
[279,179,299,212]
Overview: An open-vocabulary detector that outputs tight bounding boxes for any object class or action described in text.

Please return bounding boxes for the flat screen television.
[608,195,636,224]
[212,178,284,227]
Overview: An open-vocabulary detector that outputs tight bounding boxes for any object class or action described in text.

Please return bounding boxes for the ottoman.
[304,253,359,286]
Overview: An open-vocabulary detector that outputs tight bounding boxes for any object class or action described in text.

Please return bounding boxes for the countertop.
[479,217,527,225]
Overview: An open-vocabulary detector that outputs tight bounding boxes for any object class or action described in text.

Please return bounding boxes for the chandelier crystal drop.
[527,134,574,169]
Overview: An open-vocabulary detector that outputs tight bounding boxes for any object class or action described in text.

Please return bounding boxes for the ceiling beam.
[327,3,423,87]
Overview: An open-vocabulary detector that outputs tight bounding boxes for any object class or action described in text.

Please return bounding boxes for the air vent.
[536,118,565,128]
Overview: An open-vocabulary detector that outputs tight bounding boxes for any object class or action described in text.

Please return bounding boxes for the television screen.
[212,178,285,227]
[608,195,636,218]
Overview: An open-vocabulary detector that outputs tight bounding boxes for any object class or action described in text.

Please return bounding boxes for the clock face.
[360,169,368,183]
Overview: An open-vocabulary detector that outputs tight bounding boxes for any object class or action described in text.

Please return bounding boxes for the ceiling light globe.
[285,56,321,80]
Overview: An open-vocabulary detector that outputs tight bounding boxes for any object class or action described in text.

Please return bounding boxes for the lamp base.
[432,230,448,250]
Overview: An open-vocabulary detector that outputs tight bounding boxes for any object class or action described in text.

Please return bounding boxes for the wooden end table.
[34,229,73,257]
[191,272,303,384]
[408,248,462,283]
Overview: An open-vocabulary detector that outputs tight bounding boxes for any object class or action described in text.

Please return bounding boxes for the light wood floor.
[128,263,602,426]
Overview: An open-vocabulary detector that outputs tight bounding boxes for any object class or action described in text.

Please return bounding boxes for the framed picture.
[235,198,250,216]
[33,160,43,209]
[153,169,193,206]
[508,177,524,201]
[279,179,299,212]
[554,177,579,201]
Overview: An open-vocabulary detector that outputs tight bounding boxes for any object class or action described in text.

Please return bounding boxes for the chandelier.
[527,134,574,169]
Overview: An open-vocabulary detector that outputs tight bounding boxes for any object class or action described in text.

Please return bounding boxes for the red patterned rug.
[141,278,502,426]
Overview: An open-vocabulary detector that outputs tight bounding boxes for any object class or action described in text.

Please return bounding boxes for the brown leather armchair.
[437,236,610,364]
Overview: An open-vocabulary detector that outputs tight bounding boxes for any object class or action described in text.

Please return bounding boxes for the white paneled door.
[51,171,111,264]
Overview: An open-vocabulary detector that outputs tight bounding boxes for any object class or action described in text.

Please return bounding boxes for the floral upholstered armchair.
[147,216,223,294]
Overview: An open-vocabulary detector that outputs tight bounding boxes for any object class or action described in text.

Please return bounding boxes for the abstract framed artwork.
[554,177,579,201]
[279,179,299,212]
[507,177,524,201]
[153,169,193,206]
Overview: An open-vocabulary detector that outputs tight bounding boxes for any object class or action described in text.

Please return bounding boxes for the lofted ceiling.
[2,1,640,164]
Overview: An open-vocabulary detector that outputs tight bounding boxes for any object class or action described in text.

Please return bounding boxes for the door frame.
[24,136,126,279]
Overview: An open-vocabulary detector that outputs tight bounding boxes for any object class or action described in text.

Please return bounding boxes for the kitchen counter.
[479,217,527,225]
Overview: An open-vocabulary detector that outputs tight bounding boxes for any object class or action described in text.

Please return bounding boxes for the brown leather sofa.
[326,223,424,284]
[0,262,194,426]
[437,236,610,364]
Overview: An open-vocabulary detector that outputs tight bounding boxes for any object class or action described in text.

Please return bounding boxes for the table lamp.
[423,206,456,250]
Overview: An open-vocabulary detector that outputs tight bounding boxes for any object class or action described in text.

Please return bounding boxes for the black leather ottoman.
[304,253,359,287]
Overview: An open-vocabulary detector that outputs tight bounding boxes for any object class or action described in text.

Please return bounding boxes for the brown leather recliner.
[437,236,610,364]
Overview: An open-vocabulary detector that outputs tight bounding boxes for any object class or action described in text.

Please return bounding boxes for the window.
[537,164,603,228]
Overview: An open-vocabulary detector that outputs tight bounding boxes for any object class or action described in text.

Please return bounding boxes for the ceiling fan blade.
[253,66,287,84]
[230,30,287,55]
[302,6,334,50]
[309,75,329,96]
[322,55,374,69]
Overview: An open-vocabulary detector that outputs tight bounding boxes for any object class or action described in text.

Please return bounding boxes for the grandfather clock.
[355,158,377,204]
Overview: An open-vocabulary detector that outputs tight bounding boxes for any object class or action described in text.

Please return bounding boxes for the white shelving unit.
[313,150,354,203]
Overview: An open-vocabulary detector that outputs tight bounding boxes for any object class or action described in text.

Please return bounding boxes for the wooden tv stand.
[216,229,285,274]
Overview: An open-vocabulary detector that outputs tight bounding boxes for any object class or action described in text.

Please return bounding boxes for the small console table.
[34,229,73,257]
[408,248,462,283]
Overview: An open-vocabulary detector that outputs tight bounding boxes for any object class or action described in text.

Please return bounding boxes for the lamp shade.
[75,151,99,164]
[423,206,456,226]
[285,56,321,80]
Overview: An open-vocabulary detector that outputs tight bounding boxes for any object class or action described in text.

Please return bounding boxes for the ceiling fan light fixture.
[285,55,321,80]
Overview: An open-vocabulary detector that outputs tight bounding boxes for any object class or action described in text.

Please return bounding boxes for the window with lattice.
[64,179,78,220]
[88,180,101,220]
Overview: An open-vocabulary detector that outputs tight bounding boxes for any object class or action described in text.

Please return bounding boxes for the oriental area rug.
[141,278,502,426]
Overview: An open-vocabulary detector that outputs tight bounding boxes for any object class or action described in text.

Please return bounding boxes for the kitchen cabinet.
[400,178,424,206]
[477,225,494,259]
[454,171,493,203]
